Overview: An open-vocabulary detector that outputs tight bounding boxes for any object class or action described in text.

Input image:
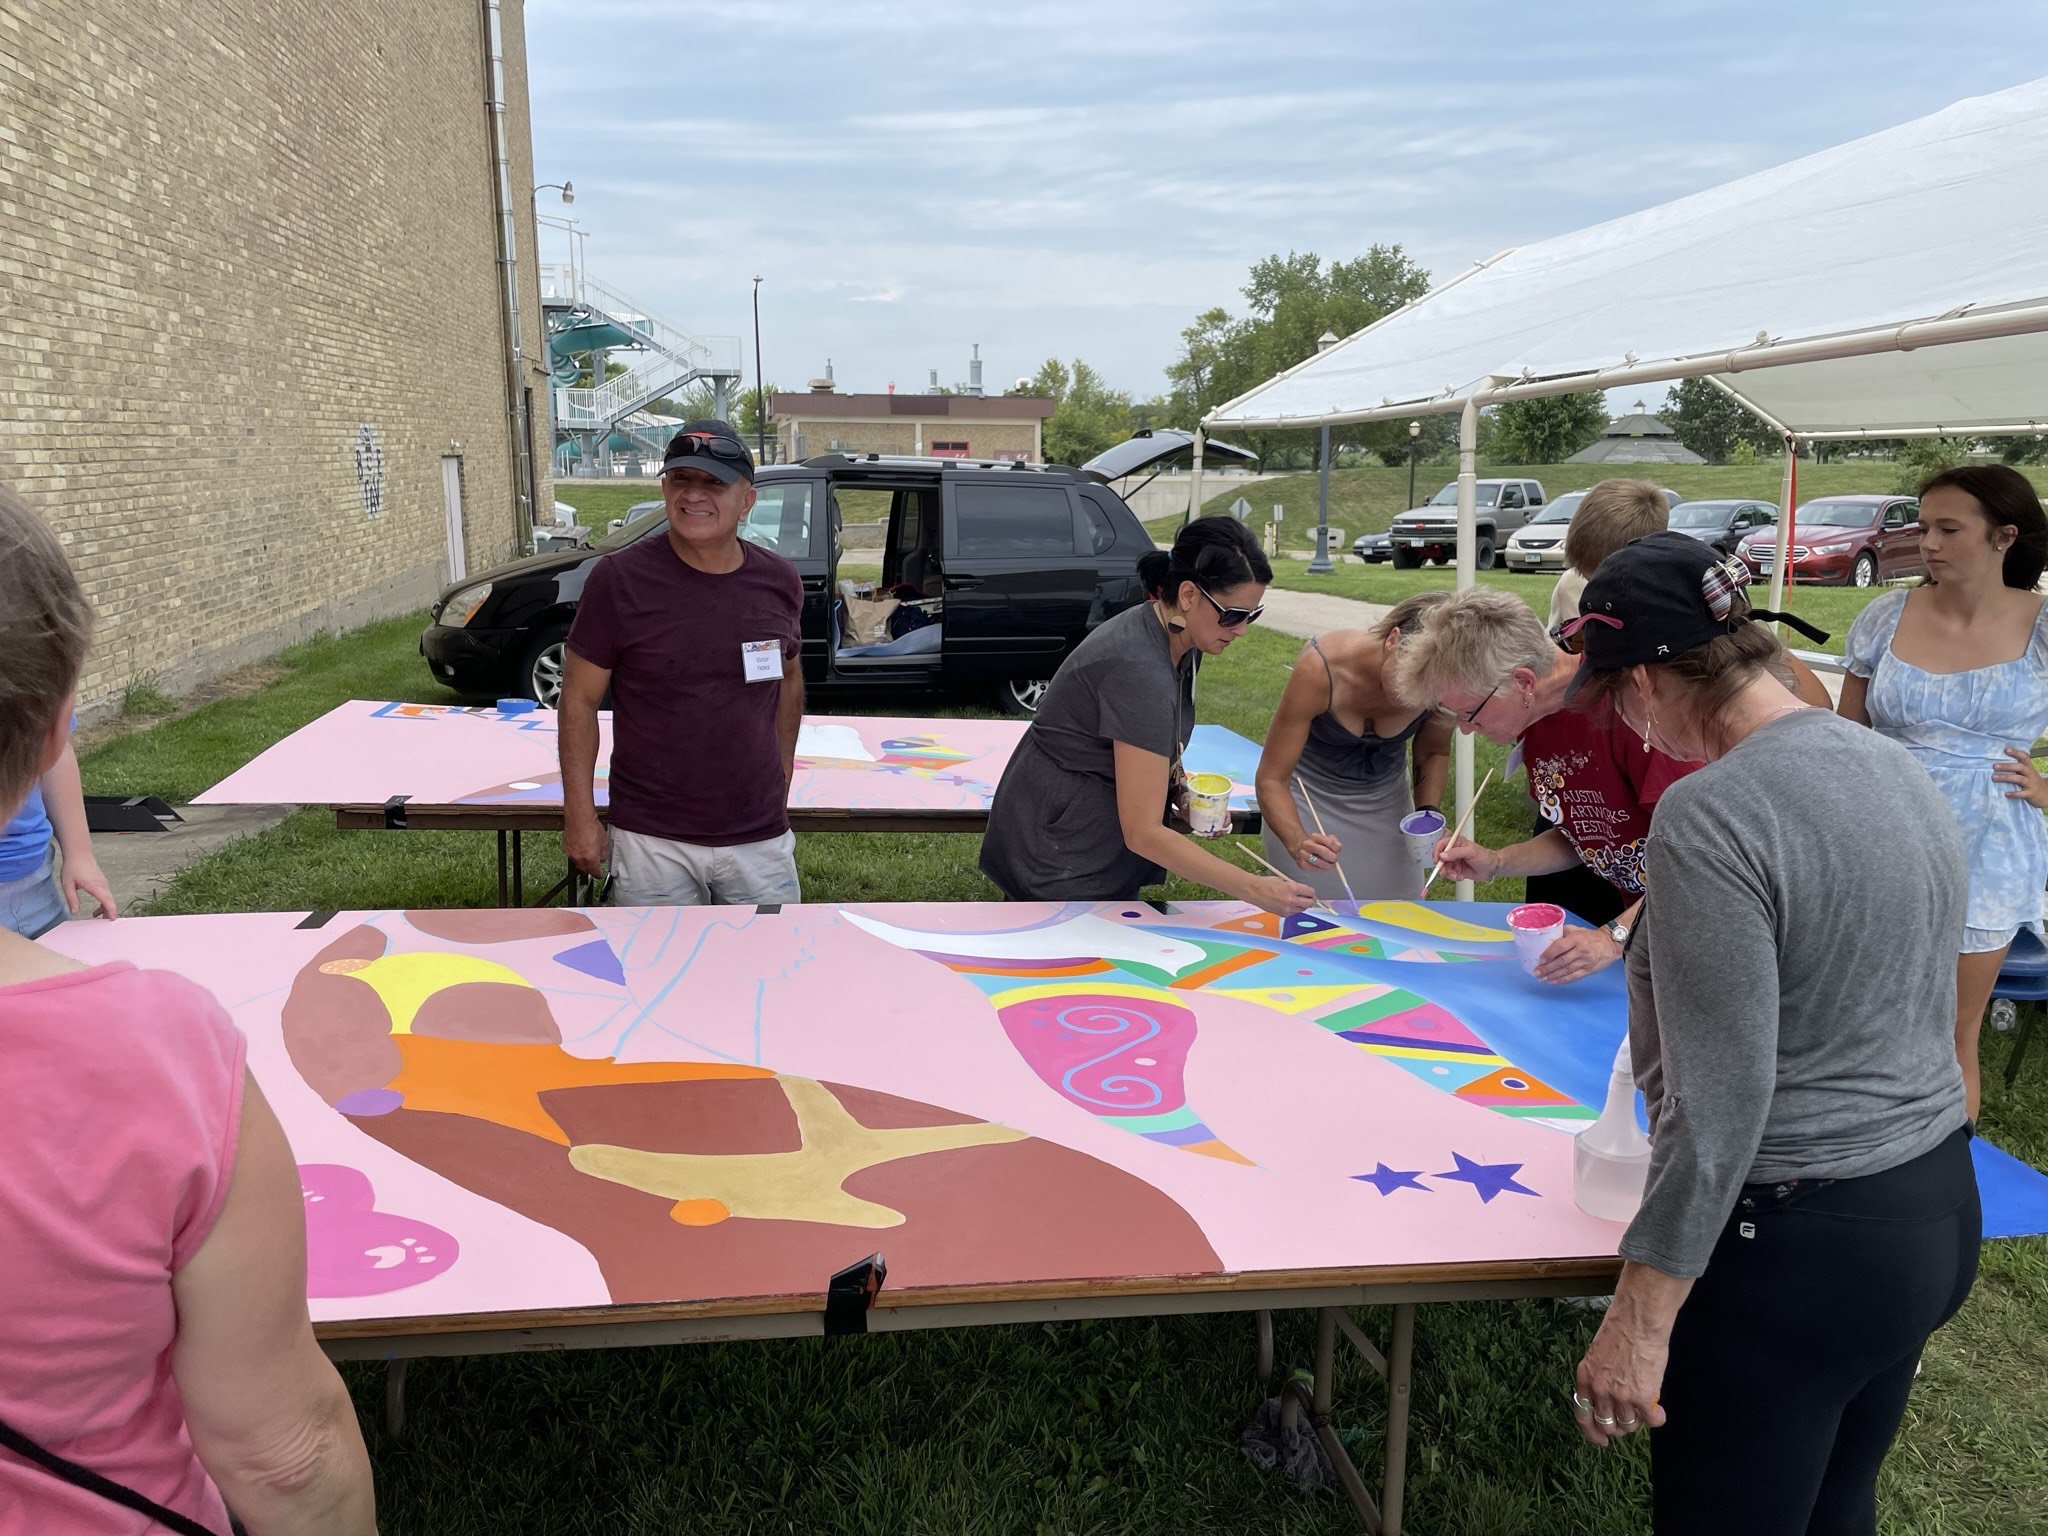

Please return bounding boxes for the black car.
[1668,499,1778,557]
[421,454,1159,715]
[1351,530,1392,563]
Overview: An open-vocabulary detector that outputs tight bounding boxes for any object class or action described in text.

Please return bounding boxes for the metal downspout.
[482,0,537,539]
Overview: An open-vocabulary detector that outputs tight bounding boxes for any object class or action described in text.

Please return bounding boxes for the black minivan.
[421,454,1160,714]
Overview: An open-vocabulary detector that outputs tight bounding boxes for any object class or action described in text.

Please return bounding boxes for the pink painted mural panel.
[43,900,1633,1331]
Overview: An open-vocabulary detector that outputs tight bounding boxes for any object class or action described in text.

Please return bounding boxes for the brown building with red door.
[774,388,1055,464]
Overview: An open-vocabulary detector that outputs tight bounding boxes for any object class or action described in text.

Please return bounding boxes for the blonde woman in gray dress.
[1256,593,1454,901]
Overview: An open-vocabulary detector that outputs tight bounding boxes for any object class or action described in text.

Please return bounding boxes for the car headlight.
[440,581,494,627]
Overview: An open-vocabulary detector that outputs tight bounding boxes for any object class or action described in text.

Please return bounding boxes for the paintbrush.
[1293,776,1358,905]
[1419,766,1495,898]
[1226,841,1333,914]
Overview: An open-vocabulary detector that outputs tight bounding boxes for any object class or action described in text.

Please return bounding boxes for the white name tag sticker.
[741,640,783,683]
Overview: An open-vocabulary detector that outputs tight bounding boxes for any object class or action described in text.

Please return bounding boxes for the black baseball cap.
[1563,530,1827,697]
[660,419,755,485]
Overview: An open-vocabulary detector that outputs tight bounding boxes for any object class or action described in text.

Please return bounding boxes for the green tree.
[1660,378,1780,463]
[1489,393,1609,463]
[735,383,778,446]
[2000,434,2048,465]
[1033,358,1131,466]
[1164,246,1432,462]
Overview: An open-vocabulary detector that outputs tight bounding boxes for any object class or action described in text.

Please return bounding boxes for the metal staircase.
[540,265,742,471]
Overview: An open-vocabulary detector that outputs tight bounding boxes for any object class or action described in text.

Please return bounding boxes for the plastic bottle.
[1574,1037,1653,1221]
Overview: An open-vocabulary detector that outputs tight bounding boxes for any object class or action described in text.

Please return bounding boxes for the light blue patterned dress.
[1844,588,2048,951]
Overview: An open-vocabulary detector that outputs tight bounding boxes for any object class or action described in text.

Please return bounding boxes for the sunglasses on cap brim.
[663,433,751,468]
[1551,612,1623,655]
[1198,585,1264,628]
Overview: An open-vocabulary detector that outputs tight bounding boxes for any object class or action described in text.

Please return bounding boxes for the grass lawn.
[74,616,2048,1536]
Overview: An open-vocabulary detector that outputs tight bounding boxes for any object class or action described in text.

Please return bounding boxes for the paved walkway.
[1259,588,1846,705]
[89,804,290,917]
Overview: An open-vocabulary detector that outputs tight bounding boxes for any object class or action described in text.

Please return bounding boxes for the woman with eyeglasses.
[1398,585,1831,984]
[1253,592,1454,901]
[980,516,1316,915]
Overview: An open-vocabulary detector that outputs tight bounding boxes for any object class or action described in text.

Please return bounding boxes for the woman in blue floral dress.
[1841,465,2048,1115]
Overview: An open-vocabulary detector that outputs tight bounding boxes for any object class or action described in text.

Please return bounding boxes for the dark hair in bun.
[1136,514,1273,604]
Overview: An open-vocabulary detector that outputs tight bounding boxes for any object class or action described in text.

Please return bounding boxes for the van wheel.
[1391,546,1421,570]
[523,624,570,709]
[998,677,1051,716]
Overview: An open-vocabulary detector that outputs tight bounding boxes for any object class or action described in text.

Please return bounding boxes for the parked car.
[422,452,1162,715]
[1387,479,1545,570]
[1502,491,1586,573]
[1351,529,1393,563]
[1499,485,1687,573]
[1669,500,1778,558]
[1736,495,1924,587]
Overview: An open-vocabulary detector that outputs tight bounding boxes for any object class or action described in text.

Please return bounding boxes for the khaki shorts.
[609,826,800,908]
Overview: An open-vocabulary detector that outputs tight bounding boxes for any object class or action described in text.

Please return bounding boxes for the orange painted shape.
[1453,1064,1577,1107]
[1168,948,1267,990]
[947,958,1113,979]
[385,1035,772,1145]
[670,1197,731,1226]
[1182,1139,1256,1166]
[1216,912,1283,937]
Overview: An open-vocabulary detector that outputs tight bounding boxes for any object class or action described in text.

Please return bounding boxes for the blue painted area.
[1185,724,1263,810]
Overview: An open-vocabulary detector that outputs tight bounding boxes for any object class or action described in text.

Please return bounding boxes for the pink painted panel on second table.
[190,701,1258,815]
[43,900,1628,1331]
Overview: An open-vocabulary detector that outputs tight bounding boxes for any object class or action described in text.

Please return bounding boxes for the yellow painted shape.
[988,979,1178,1010]
[568,1076,1028,1229]
[1351,902,1510,941]
[1211,984,1370,1015]
[1362,1043,1508,1066]
[320,951,534,1034]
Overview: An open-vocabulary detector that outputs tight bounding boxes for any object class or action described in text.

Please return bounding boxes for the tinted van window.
[954,484,1077,558]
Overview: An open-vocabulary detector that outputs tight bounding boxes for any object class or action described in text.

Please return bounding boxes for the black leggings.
[1651,1126,1980,1536]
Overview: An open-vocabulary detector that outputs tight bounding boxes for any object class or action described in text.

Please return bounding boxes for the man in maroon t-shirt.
[560,420,805,905]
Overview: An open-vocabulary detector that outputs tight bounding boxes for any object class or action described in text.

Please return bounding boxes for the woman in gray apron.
[1256,593,1453,900]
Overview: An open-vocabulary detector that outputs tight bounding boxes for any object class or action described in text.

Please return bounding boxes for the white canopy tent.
[1201,78,2048,889]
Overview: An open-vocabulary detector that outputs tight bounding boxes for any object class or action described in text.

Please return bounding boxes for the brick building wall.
[0,0,552,710]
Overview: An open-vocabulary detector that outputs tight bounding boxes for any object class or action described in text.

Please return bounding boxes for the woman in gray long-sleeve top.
[1560,532,1977,1536]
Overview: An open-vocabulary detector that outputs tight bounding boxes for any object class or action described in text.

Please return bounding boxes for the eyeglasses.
[663,432,752,469]
[1455,682,1499,725]
[1197,585,1265,628]
[1551,611,1625,656]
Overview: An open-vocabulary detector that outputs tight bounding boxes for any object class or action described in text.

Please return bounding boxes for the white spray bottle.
[1574,1036,1652,1222]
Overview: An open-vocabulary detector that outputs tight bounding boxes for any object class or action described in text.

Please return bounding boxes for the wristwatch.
[1604,919,1632,947]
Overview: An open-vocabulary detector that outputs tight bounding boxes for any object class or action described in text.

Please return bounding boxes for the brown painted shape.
[542,1077,800,1157]
[405,909,594,944]
[281,925,402,1106]
[412,981,562,1045]
[346,1078,1221,1308]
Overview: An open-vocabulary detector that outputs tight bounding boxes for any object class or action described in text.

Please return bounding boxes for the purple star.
[1352,1163,1428,1196]
[1434,1152,1537,1203]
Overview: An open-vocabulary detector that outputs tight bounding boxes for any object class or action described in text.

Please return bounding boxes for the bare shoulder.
[0,932,86,986]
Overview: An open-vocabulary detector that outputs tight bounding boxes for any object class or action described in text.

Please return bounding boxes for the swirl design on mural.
[1050,1001,1167,1111]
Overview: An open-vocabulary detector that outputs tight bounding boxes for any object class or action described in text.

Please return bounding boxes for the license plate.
[1515,554,1540,565]
[1405,539,1427,548]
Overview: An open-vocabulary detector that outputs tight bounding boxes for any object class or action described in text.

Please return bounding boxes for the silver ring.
[1572,1392,1592,1416]
[1595,1414,1617,1427]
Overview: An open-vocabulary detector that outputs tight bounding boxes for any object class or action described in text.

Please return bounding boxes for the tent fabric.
[1206,80,2048,436]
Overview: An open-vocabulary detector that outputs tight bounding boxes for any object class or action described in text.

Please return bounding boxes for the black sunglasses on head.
[1197,585,1264,628]
[663,433,751,467]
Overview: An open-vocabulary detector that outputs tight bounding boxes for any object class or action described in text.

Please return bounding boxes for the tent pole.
[1454,398,1478,903]
[1188,428,1205,530]
[1768,434,1797,616]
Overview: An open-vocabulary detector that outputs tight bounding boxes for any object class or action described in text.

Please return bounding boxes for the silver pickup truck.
[1385,478,1546,570]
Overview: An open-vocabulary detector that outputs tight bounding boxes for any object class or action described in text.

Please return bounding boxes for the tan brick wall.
[781,418,1042,461]
[0,0,552,711]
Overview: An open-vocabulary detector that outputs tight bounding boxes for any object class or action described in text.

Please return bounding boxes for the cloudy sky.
[525,1,2048,407]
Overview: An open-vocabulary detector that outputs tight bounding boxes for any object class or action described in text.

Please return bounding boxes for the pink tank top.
[0,962,246,1535]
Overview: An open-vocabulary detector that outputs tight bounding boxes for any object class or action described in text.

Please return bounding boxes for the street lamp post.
[751,276,766,460]
[1307,330,1340,574]
[1407,420,1421,508]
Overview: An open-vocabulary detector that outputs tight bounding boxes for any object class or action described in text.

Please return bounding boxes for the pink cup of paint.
[1507,902,1566,976]
[1398,807,1446,870]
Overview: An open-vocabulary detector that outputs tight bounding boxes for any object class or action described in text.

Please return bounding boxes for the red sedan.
[1737,495,1926,587]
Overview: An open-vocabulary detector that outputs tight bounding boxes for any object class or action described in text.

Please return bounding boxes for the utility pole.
[751,276,767,461]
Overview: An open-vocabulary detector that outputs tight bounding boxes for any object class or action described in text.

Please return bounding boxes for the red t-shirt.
[1520,699,1698,896]
[567,532,803,846]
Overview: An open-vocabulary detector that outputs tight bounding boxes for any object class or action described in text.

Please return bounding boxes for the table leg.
[1268,1305,1415,1535]
[385,1358,409,1437]
[495,830,509,909]
[511,829,525,907]
[1382,1304,1415,1536]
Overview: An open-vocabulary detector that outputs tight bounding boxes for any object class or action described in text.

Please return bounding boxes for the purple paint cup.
[1507,902,1567,977]
[1399,807,1447,871]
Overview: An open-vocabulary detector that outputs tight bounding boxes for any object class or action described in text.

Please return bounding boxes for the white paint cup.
[1507,902,1566,976]
[1186,772,1234,839]
[1398,807,1446,871]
